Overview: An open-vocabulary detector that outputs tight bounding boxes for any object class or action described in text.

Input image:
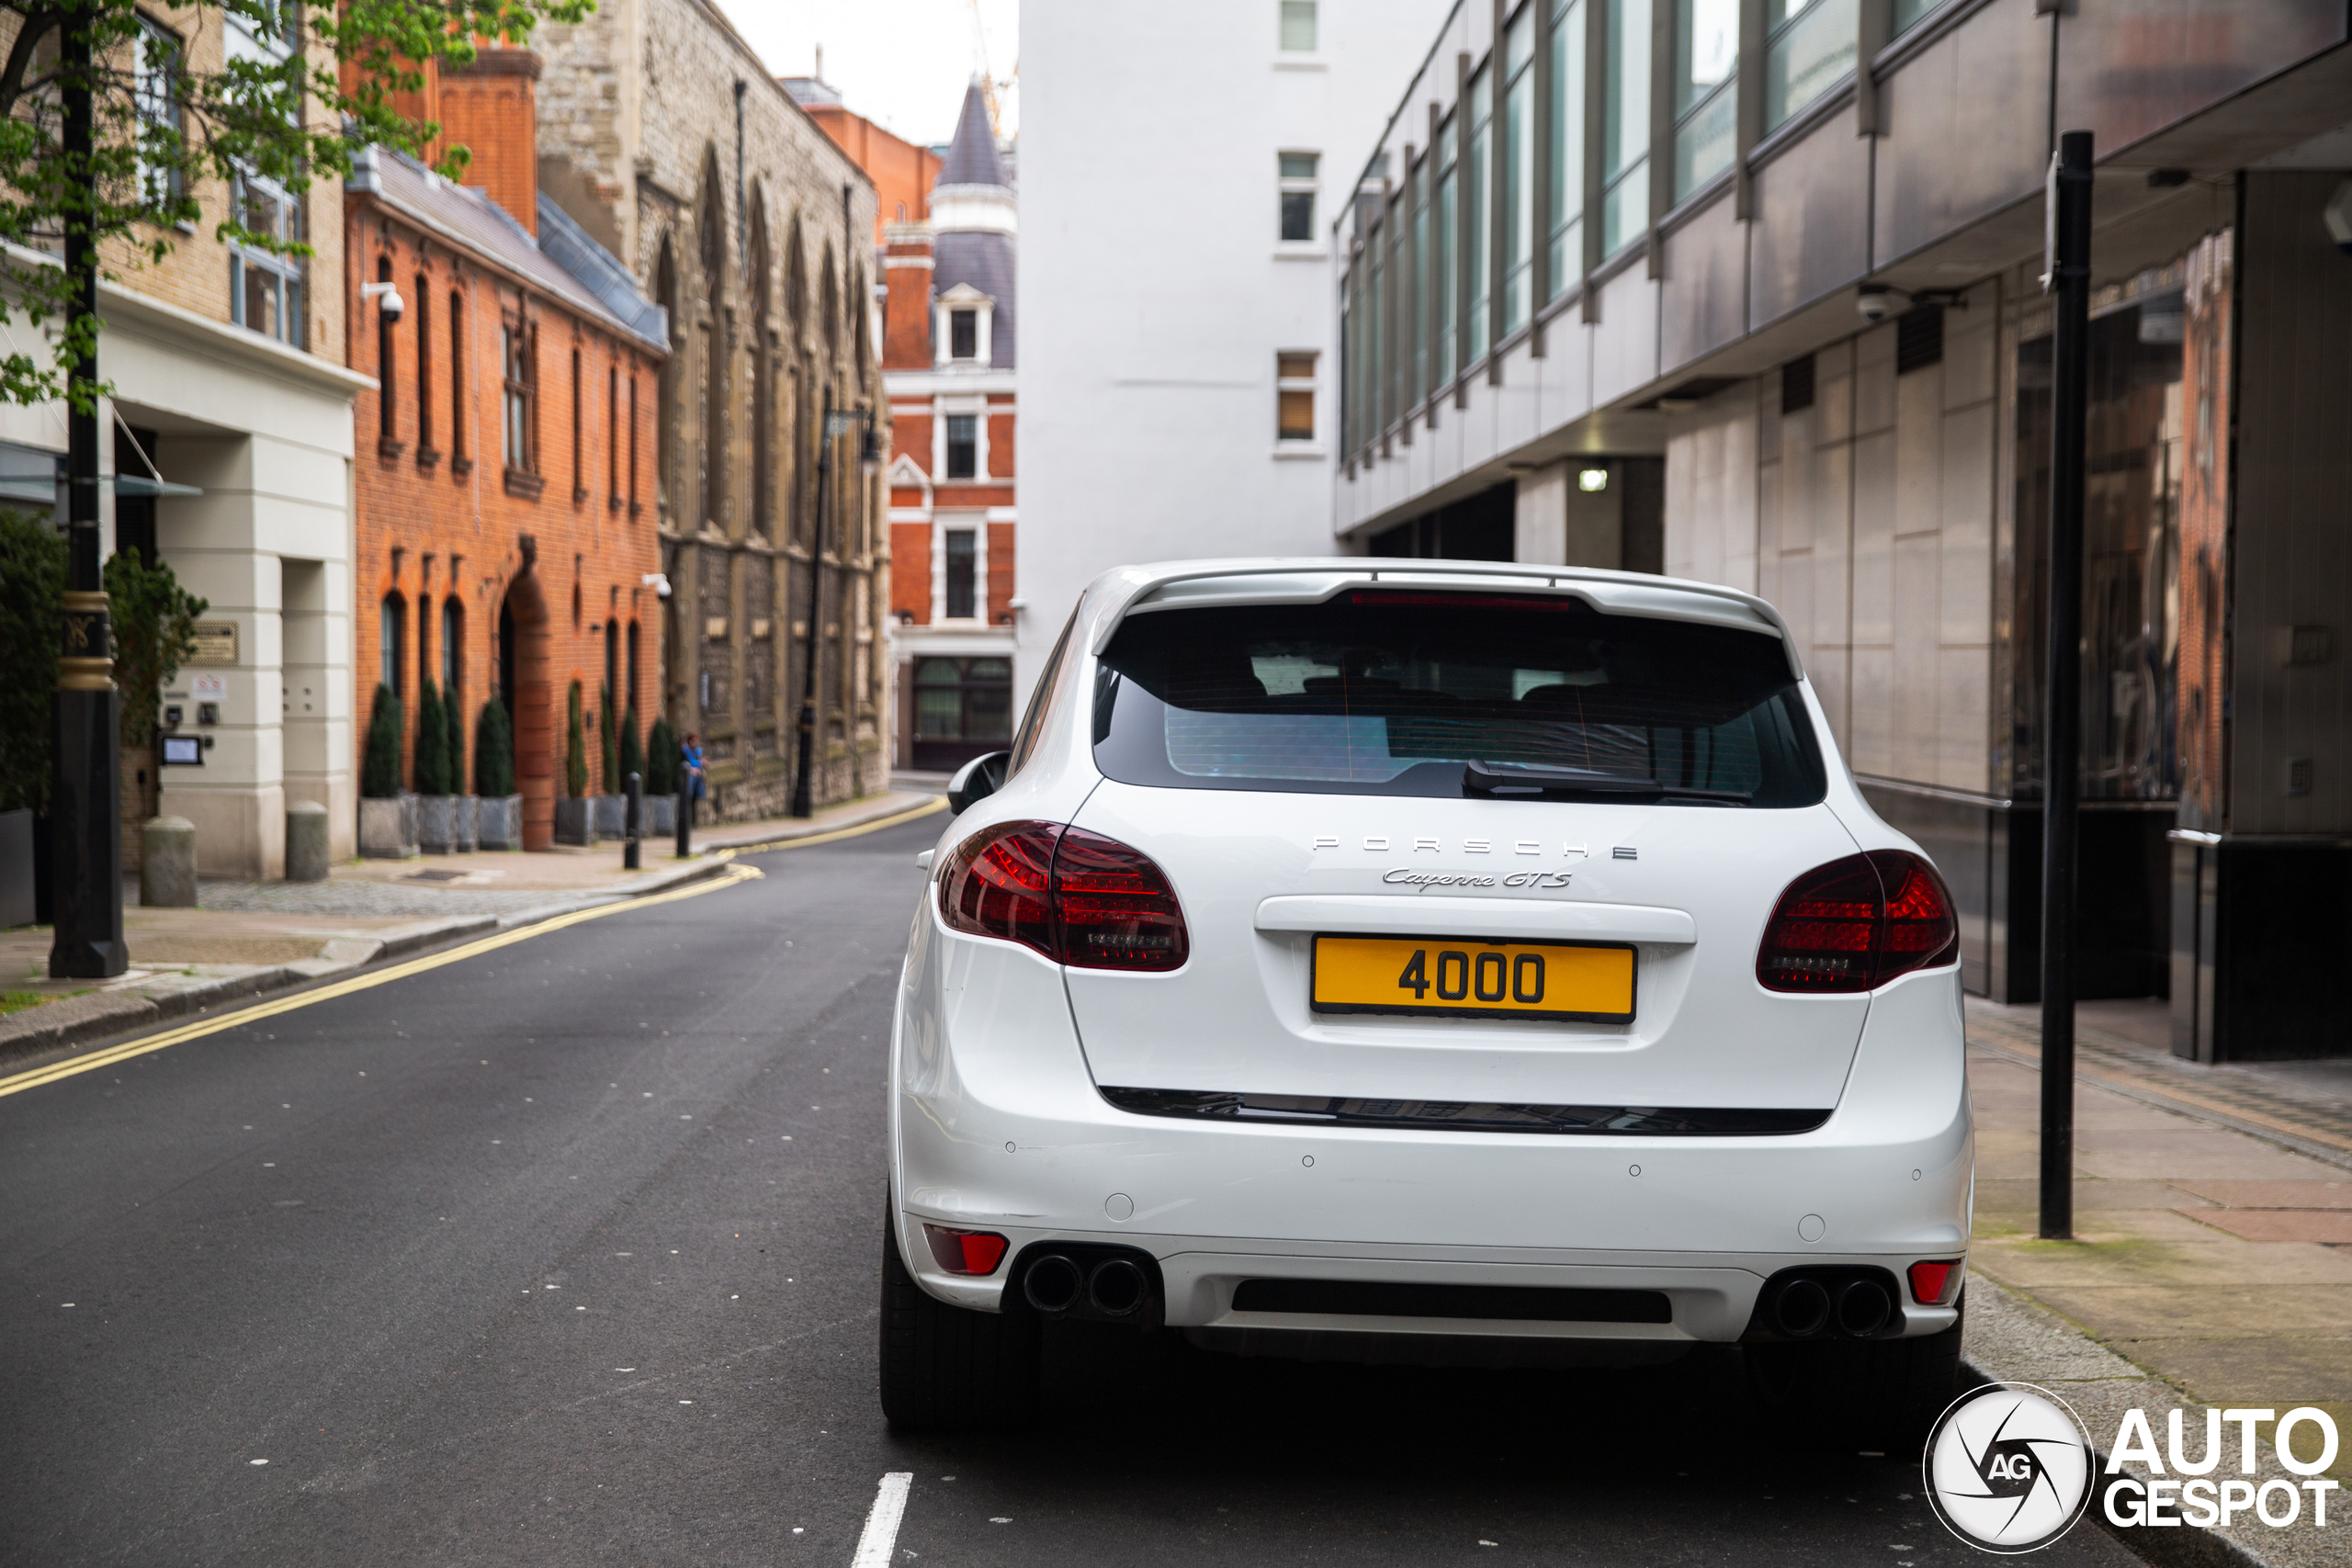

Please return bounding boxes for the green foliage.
[0,508,64,813]
[618,705,642,790]
[412,676,447,795]
[645,716,676,796]
[0,0,593,412]
[103,547,206,756]
[563,681,586,799]
[474,697,513,797]
[444,685,467,794]
[362,683,402,799]
[597,682,617,795]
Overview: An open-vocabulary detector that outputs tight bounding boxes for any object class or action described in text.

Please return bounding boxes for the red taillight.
[1907,1259,1961,1305]
[922,1224,1010,1276]
[1757,850,1957,993]
[939,821,1190,972]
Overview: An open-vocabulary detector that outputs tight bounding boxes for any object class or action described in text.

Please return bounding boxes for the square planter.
[416,795,459,853]
[554,796,597,847]
[453,795,479,853]
[476,795,525,851]
[645,795,676,835]
[359,795,418,858]
[593,794,628,838]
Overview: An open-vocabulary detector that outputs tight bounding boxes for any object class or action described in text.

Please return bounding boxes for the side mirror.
[946,750,1011,816]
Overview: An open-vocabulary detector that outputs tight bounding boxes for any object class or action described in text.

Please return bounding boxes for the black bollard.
[624,771,641,871]
[675,778,691,859]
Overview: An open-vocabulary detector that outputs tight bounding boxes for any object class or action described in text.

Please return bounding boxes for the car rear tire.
[1746,1290,1963,1456]
[877,1201,1040,1430]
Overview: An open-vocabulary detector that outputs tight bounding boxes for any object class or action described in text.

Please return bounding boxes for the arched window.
[379,592,406,695]
[413,274,432,451]
[448,289,467,466]
[627,619,640,714]
[604,617,619,712]
[376,257,396,444]
[654,241,680,520]
[440,598,464,698]
[750,202,774,539]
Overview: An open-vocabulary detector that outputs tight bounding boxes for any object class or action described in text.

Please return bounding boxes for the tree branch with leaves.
[0,0,591,408]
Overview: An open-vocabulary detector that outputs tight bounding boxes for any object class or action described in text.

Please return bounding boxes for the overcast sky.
[717,0,1020,145]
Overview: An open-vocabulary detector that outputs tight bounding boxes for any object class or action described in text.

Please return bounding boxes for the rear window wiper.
[1463,760,1752,805]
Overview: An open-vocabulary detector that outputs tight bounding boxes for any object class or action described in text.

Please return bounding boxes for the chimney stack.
[437,49,543,234]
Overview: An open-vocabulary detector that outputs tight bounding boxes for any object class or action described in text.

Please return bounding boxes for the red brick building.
[346,50,670,850]
[782,72,944,245]
[865,85,1018,771]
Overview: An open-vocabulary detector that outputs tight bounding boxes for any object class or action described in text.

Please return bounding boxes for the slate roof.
[936,81,1006,190]
[361,149,668,355]
[936,230,1015,368]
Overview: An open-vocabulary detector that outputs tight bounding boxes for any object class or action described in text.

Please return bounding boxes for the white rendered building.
[1013,0,1454,691]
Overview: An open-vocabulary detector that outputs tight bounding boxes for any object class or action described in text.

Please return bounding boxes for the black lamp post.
[49,13,124,978]
[790,397,879,819]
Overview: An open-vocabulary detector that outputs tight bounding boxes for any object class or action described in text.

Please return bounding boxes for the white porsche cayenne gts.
[882,558,1970,1441]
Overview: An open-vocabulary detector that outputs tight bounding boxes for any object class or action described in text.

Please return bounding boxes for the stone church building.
[530,0,891,818]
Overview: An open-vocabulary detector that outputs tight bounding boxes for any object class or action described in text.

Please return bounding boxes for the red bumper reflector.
[1907,1259,1961,1305]
[922,1224,1011,1277]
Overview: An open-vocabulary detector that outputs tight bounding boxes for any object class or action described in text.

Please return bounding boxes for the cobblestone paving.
[196,879,594,919]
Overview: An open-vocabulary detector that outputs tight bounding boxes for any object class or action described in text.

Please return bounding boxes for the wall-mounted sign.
[160,734,204,766]
[187,621,238,666]
[188,672,226,701]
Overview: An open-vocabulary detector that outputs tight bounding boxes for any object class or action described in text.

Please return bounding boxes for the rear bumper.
[892,937,1971,1344]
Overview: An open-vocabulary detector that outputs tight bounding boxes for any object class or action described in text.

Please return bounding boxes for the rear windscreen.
[1091,592,1826,806]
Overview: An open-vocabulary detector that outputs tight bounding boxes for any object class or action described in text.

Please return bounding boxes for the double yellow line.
[0,863,765,1101]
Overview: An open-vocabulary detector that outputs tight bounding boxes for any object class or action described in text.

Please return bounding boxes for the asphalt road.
[0,813,2148,1567]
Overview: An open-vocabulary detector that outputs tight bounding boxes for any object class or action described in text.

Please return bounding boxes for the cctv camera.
[642,571,673,600]
[1857,284,1894,324]
[363,280,404,322]
[379,289,404,322]
[2326,179,2352,256]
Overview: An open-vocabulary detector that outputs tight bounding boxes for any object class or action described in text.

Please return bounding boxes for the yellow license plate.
[1311,935,1635,1023]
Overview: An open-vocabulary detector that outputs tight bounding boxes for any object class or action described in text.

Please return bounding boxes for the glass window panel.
[243,266,277,339]
[1764,0,1857,130]
[1547,0,1585,301]
[1602,0,1650,255]
[1280,0,1317,51]
[1465,67,1490,363]
[1679,0,1738,112]
[1893,0,1941,32]
[944,530,977,618]
[1434,119,1456,385]
[915,688,962,739]
[1279,388,1315,440]
[950,310,978,357]
[1411,180,1430,389]
[944,414,978,479]
[1280,190,1315,242]
[1279,152,1319,179]
[915,658,962,686]
[1502,12,1534,333]
[1674,83,1737,197]
[1277,352,1317,379]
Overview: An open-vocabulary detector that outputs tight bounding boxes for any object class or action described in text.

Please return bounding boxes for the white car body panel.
[889,558,1972,1346]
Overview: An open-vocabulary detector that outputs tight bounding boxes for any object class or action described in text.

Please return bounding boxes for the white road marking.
[853,1472,914,1568]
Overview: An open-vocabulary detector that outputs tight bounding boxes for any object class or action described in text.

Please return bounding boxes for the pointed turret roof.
[937,79,1006,190]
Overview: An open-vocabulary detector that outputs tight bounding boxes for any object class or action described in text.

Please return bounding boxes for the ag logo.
[1924,1382,2095,1552]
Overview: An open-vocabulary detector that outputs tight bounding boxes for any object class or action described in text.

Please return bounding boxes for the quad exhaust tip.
[1772,1278,1831,1338]
[1835,1278,1892,1337]
[1087,1258,1148,1318]
[1022,1254,1084,1314]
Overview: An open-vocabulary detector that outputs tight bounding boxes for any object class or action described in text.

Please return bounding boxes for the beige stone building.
[0,6,364,877]
[530,0,891,818]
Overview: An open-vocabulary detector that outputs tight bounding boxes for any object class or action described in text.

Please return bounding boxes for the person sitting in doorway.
[682,732,707,822]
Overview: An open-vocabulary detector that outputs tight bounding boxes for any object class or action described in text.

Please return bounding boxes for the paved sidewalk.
[1962,1003,2352,1565]
[0,788,942,1064]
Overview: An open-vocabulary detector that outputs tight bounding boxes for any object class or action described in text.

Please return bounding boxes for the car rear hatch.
[1060,577,1871,1126]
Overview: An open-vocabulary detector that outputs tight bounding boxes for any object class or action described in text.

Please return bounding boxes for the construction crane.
[967,0,1015,135]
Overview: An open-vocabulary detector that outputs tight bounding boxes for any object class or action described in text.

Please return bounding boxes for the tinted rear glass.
[1092,592,1826,806]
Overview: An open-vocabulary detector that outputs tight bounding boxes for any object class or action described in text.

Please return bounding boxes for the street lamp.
[50,15,124,978]
[790,400,880,819]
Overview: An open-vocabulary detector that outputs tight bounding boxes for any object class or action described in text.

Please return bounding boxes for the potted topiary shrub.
[413,677,458,852]
[474,697,521,850]
[446,690,477,852]
[358,683,416,857]
[593,682,627,838]
[645,715,677,834]
[554,681,594,846]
